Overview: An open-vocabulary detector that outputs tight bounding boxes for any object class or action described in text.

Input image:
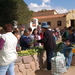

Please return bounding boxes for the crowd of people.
[0,22,75,75]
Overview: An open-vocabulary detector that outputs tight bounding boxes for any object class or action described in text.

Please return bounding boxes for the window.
[38,22,41,25]
[47,22,51,26]
[57,21,62,26]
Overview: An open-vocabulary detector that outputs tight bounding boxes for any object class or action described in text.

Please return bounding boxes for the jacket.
[37,30,56,50]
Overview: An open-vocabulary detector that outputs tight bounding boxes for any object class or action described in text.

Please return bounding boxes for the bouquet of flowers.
[30,38,37,44]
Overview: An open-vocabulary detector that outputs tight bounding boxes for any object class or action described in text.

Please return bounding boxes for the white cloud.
[42,0,50,3]
[28,2,52,12]
[55,7,68,14]
[28,1,68,14]
[28,3,38,7]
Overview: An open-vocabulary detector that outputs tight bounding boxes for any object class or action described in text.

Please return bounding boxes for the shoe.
[66,66,69,69]
[47,68,51,71]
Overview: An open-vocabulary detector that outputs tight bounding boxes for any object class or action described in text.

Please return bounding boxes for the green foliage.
[30,46,44,54]
[0,0,18,27]
[38,9,47,12]
[18,43,66,56]
[30,10,34,12]
[18,46,44,56]
[18,49,38,56]
[54,42,64,55]
[0,0,32,27]
[30,39,37,44]
[16,0,32,25]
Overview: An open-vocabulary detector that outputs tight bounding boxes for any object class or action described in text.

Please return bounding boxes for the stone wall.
[14,51,47,75]
[14,51,75,75]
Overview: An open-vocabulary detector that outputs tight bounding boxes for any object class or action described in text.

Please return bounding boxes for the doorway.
[70,20,75,27]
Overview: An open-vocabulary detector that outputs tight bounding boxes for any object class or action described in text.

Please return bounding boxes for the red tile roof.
[32,13,67,19]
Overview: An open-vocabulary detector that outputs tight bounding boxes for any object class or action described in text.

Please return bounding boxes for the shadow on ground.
[34,66,75,75]
[35,69,52,75]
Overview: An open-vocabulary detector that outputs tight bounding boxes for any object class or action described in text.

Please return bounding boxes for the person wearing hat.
[37,22,56,70]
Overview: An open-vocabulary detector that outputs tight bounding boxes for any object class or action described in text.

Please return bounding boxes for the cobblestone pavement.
[34,66,75,75]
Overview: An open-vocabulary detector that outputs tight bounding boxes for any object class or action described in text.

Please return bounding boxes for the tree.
[38,9,47,12]
[16,0,32,25]
[0,0,32,27]
[0,0,18,27]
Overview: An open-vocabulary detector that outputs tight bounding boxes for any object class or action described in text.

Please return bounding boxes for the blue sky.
[24,0,75,13]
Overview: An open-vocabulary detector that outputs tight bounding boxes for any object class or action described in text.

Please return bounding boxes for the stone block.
[18,64,25,72]
[25,64,30,69]
[15,72,22,75]
[14,64,19,73]
[22,69,26,75]
[17,61,23,67]
[30,61,36,71]
[35,61,40,70]
[42,51,46,57]
[22,55,33,64]
[15,56,22,63]
[26,68,34,75]
[32,54,38,61]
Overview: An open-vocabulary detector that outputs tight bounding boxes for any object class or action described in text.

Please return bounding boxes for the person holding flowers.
[37,22,56,71]
[20,29,33,50]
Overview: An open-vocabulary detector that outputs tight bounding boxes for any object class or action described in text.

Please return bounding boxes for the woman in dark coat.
[37,22,56,70]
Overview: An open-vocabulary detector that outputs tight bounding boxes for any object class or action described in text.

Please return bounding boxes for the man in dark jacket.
[20,29,32,50]
[37,22,56,70]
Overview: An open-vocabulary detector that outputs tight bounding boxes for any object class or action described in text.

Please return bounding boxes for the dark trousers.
[46,50,54,70]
